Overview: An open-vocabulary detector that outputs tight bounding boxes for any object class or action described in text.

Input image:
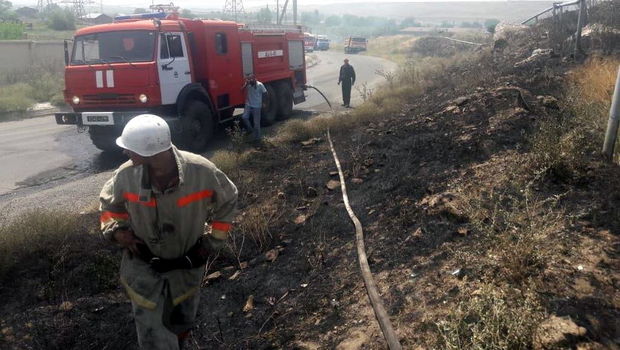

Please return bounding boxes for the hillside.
[301,1,555,23]
[1,2,619,349]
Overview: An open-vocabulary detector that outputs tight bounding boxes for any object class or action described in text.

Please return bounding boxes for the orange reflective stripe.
[212,221,232,232]
[177,189,213,207]
[123,192,156,207]
[100,211,129,223]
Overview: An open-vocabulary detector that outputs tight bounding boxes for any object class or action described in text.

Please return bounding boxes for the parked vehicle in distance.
[315,35,330,51]
[304,32,316,52]
[55,9,307,152]
[344,36,367,54]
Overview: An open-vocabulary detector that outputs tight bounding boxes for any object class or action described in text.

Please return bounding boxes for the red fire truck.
[55,10,307,152]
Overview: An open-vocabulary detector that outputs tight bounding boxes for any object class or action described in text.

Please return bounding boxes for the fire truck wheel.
[260,84,278,126]
[178,100,213,152]
[89,126,121,152]
[275,81,293,120]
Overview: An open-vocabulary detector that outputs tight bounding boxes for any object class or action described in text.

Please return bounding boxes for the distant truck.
[303,32,316,52]
[54,10,307,152]
[344,36,367,54]
[315,35,330,51]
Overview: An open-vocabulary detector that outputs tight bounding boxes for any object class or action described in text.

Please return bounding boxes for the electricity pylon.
[223,0,246,22]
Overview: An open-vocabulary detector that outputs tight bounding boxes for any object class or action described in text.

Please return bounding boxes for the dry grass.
[569,56,620,104]
[365,35,417,64]
[273,50,491,145]
[437,284,545,350]
[0,66,65,116]
[0,210,117,301]
[531,56,619,170]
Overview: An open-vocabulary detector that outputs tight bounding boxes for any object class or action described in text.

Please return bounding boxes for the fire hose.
[305,85,403,349]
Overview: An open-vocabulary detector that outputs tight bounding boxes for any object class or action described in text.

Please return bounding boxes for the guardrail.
[520,0,615,58]
[521,0,580,25]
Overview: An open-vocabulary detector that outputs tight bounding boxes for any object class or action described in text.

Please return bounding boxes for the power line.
[223,0,245,21]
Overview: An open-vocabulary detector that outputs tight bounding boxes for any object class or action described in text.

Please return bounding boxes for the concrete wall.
[0,40,65,74]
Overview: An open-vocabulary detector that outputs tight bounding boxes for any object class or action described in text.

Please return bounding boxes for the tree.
[439,20,454,28]
[325,15,340,27]
[48,8,75,31]
[0,0,16,20]
[256,6,272,23]
[300,10,320,25]
[484,18,500,34]
[400,17,421,28]
[181,9,195,18]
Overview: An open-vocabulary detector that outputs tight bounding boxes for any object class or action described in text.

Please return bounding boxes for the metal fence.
[521,0,618,56]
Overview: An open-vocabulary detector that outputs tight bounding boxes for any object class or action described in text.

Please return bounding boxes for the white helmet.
[116,114,172,157]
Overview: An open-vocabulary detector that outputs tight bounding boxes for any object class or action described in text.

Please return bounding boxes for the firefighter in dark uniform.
[338,58,356,108]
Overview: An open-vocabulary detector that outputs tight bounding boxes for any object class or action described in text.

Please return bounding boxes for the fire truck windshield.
[71,30,156,65]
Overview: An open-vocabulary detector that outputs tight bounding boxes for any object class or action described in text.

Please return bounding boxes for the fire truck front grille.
[83,94,136,105]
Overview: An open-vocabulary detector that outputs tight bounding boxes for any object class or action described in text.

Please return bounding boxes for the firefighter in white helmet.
[99,114,238,349]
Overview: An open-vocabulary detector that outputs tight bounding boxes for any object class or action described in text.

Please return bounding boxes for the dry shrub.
[531,56,618,170]
[232,204,283,255]
[437,284,545,350]
[0,83,36,114]
[569,56,620,105]
[0,210,117,301]
[457,185,564,284]
[210,149,250,181]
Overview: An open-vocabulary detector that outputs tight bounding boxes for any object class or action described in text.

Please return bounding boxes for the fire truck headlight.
[139,94,148,103]
[72,96,80,105]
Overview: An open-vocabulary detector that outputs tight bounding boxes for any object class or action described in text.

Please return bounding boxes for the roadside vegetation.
[0,66,64,118]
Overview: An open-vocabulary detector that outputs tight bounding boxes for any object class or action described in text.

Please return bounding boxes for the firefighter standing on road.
[242,74,267,142]
[99,114,238,350]
[338,58,356,108]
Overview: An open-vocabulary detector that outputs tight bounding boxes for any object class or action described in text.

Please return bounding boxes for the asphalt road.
[0,50,396,216]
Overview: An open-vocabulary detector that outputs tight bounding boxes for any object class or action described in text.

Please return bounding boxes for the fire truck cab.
[56,11,307,152]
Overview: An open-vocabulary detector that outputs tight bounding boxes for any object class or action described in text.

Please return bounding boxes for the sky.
[12,0,533,11]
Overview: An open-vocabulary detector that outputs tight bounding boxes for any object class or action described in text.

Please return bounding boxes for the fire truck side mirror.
[63,40,70,66]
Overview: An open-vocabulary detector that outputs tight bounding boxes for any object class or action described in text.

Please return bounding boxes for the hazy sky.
[13,0,526,11]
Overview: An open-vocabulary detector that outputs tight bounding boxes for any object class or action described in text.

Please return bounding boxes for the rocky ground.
[1,18,619,350]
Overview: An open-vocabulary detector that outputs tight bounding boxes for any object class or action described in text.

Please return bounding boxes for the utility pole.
[278,0,289,25]
[61,0,93,19]
[602,66,620,160]
[574,0,587,59]
[293,0,297,24]
[36,0,54,12]
[223,0,246,22]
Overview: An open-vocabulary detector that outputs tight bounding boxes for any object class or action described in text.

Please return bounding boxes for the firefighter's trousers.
[341,80,352,107]
[131,282,200,350]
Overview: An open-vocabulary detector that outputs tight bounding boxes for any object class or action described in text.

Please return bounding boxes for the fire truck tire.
[89,126,121,153]
[178,100,213,152]
[261,84,278,126]
[275,82,293,120]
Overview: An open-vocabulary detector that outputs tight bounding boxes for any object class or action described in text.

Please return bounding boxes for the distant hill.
[300,1,555,23]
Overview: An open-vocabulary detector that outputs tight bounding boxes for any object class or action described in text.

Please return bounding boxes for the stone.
[533,316,587,350]
[294,214,307,225]
[326,180,340,191]
[265,249,279,262]
[454,96,469,106]
[243,295,254,312]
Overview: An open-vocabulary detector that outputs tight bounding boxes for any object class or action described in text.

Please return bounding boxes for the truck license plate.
[82,112,114,125]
